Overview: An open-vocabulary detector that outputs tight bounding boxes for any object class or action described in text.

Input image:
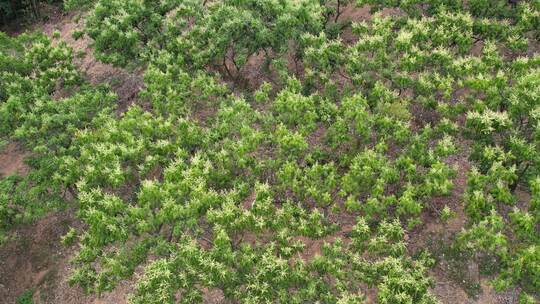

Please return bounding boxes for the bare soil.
[0,211,134,304]
[0,142,29,177]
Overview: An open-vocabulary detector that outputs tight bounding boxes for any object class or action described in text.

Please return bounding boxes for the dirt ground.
[0,143,29,177]
[0,3,525,304]
[0,211,134,304]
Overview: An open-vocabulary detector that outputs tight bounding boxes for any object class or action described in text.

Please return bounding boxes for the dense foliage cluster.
[0,31,114,244]
[1,0,540,302]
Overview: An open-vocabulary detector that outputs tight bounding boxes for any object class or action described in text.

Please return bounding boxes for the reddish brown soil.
[0,211,134,304]
[0,142,29,177]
